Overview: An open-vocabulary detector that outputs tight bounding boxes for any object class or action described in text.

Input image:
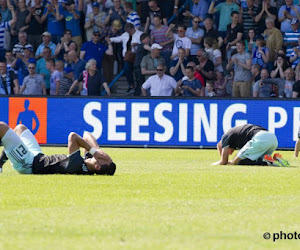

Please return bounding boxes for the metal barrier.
[101,0,192,96]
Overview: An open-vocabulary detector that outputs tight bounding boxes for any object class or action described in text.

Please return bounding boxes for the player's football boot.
[273,153,290,167]
[263,154,282,167]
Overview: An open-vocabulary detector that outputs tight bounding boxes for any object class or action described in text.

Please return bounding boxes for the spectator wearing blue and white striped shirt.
[0,2,16,60]
[283,18,300,58]
[124,2,140,30]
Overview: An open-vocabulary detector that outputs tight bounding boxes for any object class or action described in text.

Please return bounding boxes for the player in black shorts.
[0,121,116,175]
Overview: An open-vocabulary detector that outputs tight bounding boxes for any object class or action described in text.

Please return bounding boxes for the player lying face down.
[0,122,116,175]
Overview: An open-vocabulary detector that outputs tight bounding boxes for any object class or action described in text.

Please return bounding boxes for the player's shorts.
[2,128,42,174]
[298,126,300,139]
[237,131,278,161]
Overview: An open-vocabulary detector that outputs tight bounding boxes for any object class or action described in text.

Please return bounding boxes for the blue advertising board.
[1,97,300,148]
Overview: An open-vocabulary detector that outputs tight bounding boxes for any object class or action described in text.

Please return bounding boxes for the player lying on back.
[0,121,116,175]
[212,124,290,167]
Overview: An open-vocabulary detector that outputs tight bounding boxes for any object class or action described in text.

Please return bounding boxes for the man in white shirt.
[141,62,177,96]
[110,23,143,93]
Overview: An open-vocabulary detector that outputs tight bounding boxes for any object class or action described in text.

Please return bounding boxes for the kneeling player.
[0,122,116,175]
[212,124,289,166]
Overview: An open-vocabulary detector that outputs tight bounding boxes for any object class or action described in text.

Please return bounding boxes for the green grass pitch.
[1,147,300,249]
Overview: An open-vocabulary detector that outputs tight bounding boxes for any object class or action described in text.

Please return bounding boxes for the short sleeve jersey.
[221,124,267,150]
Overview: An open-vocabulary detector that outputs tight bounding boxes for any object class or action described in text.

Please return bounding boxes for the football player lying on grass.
[0,121,116,175]
[212,124,289,167]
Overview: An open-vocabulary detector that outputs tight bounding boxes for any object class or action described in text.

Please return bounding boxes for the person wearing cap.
[11,46,36,86]
[12,32,33,56]
[0,1,16,60]
[35,32,56,60]
[84,1,106,42]
[59,66,75,95]
[140,43,165,80]
[278,0,300,33]
[41,0,64,44]
[104,0,127,29]
[55,0,82,50]
[284,17,300,58]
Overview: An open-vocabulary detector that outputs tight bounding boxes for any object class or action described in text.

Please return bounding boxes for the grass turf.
[1,147,300,249]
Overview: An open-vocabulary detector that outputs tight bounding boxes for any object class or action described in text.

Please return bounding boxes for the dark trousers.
[103,54,115,84]
[124,61,134,88]
[134,67,145,96]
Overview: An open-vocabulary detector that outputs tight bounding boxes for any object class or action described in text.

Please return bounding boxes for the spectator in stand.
[270,54,290,78]
[240,0,259,36]
[208,0,239,38]
[140,43,165,80]
[203,37,223,73]
[0,0,12,51]
[10,0,29,47]
[59,66,74,95]
[263,17,283,62]
[0,59,19,95]
[35,32,56,59]
[196,49,214,85]
[36,46,51,94]
[170,47,188,83]
[11,47,35,86]
[252,38,270,69]
[205,81,216,97]
[186,60,205,96]
[167,23,192,60]
[144,0,167,33]
[289,36,300,68]
[253,68,272,97]
[99,20,123,85]
[150,15,173,71]
[226,40,252,97]
[81,30,113,71]
[159,0,175,20]
[186,16,204,63]
[176,66,202,97]
[66,59,110,96]
[250,63,261,84]
[213,71,227,97]
[0,3,16,60]
[133,33,151,96]
[41,0,64,44]
[183,0,209,26]
[141,62,177,97]
[46,58,63,95]
[124,2,140,30]
[68,50,85,81]
[255,0,278,35]
[245,29,256,54]
[54,30,77,61]
[292,79,300,97]
[139,0,149,26]
[110,22,143,93]
[278,0,300,33]
[5,50,15,72]
[104,0,127,30]
[20,62,46,95]
[262,67,295,98]
[225,11,243,60]
[12,32,33,55]
[283,18,300,58]
[84,2,106,42]
[202,17,223,49]
[55,0,82,51]
[25,0,44,52]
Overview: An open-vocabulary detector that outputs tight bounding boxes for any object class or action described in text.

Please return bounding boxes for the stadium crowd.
[1,0,300,98]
